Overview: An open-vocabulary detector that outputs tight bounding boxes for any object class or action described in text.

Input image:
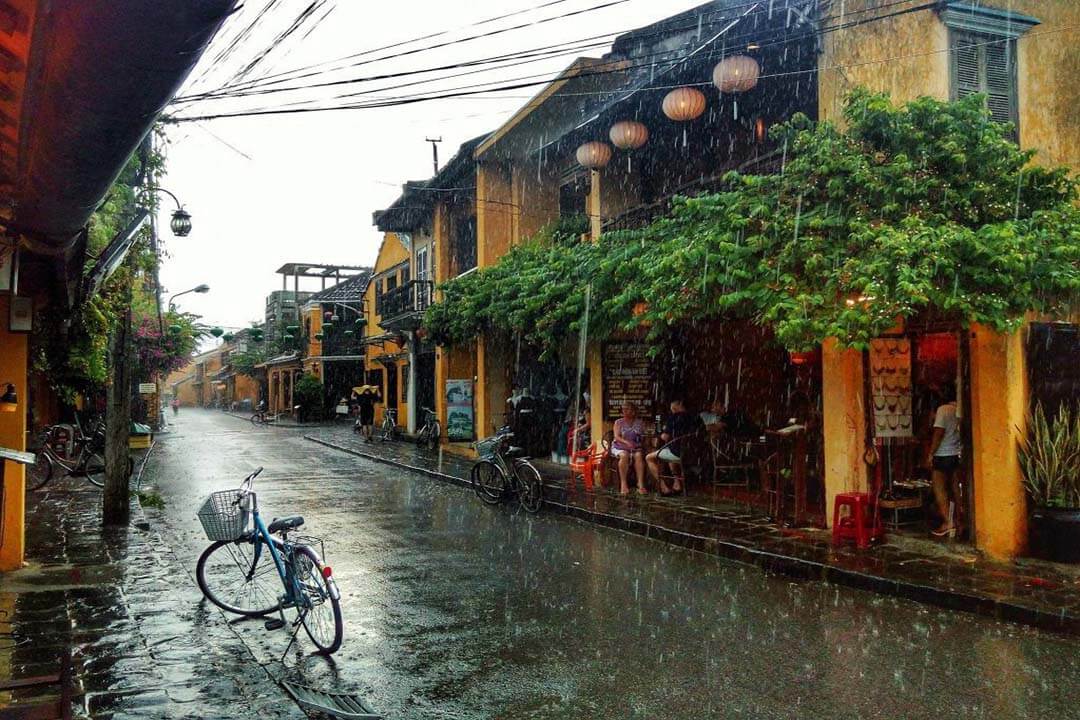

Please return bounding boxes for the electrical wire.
[169,1,935,121]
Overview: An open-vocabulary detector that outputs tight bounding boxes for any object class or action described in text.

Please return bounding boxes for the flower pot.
[1029,507,1080,563]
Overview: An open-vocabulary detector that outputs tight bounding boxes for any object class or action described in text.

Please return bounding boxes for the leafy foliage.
[424,90,1080,353]
[1020,403,1080,509]
[293,373,325,422]
[133,311,202,380]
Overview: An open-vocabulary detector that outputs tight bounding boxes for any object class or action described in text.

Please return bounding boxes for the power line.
[169,1,933,122]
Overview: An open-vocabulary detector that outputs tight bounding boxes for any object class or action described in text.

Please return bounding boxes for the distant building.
[264,290,312,347]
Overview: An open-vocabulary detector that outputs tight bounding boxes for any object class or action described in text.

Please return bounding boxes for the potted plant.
[1020,403,1080,563]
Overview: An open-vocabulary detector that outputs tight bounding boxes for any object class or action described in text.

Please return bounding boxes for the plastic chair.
[832,492,885,549]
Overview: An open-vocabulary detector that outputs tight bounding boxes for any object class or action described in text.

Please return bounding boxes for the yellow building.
[361,233,412,431]
[403,0,1078,559]
[0,2,233,571]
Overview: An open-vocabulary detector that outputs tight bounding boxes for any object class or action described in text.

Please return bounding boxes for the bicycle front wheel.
[197,538,284,617]
[84,452,105,488]
[27,450,54,491]
[515,461,544,514]
[250,414,261,426]
[471,460,506,505]
[426,421,440,450]
[293,545,343,654]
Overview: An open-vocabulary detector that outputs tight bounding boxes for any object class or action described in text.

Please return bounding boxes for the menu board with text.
[603,342,653,420]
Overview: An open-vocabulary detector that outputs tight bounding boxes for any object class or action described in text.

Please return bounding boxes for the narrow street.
[148,410,1080,720]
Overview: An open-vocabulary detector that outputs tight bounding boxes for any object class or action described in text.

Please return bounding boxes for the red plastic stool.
[832,492,884,549]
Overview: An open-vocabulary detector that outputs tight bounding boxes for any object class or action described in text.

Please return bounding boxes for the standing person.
[647,399,699,496]
[613,402,647,496]
[171,398,179,415]
[925,383,963,537]
[353,386,377,442]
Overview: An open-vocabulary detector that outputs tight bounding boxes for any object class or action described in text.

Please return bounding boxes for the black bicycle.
[27,417,106,491]
[415,407,441,450]
[470,427,543,513]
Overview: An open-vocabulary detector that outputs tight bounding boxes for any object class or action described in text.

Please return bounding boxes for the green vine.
[424,89,1080,353]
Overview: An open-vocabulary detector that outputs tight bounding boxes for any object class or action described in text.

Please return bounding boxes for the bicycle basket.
[474,435,502,458]
[197,489,250,542]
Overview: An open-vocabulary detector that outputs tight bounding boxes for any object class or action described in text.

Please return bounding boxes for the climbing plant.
[424,89,1080,352]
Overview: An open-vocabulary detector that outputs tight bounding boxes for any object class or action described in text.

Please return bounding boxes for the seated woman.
[612,402,647,496]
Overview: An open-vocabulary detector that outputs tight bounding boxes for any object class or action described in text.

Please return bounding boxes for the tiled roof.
[306,271,372,303]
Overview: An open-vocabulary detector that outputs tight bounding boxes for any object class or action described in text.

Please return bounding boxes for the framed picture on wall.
[9,295,31,332]
[0,245,15,292]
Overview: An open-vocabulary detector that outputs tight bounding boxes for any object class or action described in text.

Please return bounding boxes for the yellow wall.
[365,233,410,423]
[513,162,560,242]
[968,324,1029,559]
[819,0,1080,171]
[820,340,869,524]
[0,294,28,570]
[476,161,513,268]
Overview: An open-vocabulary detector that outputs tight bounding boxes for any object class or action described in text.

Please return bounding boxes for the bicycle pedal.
[264,618,286,631]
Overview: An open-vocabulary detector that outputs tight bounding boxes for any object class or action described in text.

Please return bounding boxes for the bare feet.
[620,485,630,496]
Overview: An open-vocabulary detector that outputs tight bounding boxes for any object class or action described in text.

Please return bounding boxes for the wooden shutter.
[951,31,1018,135]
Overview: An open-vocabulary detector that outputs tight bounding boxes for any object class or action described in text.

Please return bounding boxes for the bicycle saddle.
[267,515,305,534]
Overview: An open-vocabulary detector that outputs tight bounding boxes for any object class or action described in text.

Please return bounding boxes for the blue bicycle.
[195,467,343,654]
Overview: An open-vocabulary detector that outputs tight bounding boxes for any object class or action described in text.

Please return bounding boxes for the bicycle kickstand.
[279,608,307,663]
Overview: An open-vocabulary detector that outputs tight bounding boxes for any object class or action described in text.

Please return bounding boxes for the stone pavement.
[302,425,1080,636]
[0,478,307,720]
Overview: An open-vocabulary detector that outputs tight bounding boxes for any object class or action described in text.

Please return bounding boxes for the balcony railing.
[376,280,434,328]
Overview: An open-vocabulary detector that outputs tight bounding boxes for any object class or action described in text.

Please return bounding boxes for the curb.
[304,434,1080,637]
[222,411,344,430]
[130,494,151,531]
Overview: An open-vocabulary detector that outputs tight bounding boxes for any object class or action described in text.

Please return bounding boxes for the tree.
[293,374,324,422]
[425,90,1080,353]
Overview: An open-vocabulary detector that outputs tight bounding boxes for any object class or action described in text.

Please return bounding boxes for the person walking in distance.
[926,383,963,537]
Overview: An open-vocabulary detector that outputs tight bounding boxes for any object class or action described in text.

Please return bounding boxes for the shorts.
[657,447,681,463]
[359,407,375,425]
[612,446,642,458]
[933,455,960,472]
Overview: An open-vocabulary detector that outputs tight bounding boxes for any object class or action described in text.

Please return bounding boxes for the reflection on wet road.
[152,410,1080,719]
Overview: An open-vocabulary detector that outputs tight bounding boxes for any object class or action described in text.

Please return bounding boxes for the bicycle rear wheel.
[27,450,54,491]
[292,545,343,654]
[426,421,440,450]
[197,538,284,617]
[515,461,544,513]
[471,460,506,505]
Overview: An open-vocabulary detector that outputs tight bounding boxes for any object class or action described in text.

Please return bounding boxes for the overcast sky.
[156,0,705,331]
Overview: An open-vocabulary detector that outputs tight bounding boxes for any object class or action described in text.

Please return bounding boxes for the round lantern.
[283,333,295,341]
[712,55,760,93]
[286,325,300,333]
[575,141,612,169]
[662,87,706,121]
[330,313,340,322]
[322,322,333,332]
[344,330,355,337]
[223,333,234,343]
[314,332,324,341]
[324,311,332,320]
[354,317,364,326]
[210,327,224,338]
[170,209,192,237]
[609,120,649,150]
[168,324,182,334]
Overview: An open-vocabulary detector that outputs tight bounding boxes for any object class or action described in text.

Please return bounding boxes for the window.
[452,214,477,275]
[401,266,410,286]
[950,31,1017,132]
[559,174,588,219]
[942,2,1039,138]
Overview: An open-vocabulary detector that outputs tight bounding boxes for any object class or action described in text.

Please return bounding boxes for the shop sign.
[446,379,474,441]
[603,342,652,420]
[138,383,157,395]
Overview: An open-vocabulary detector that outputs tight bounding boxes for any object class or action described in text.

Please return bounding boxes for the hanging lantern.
[170,209,192,237]
[330,314,340,322]
[210,327,224,338]
[354,317,364,326]
[575,141,612,169]
[713,55,760,93]
[168,324,182,334]
[322,322,333,331]
[284,333,295,341]
[662,87,706,121]
[286,325,300,333]
[314,332,324,341]
[754,117,768,144]
[223,333,234,343]
[789,350,817,366]
[609,120,649,150]
[324,311,333,321]
[344,329,355,337]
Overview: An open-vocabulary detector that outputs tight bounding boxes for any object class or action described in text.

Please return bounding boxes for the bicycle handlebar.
[236,466,264,499]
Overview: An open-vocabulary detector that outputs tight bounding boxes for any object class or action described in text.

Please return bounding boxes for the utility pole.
[425,137,442,175]
[103,275,133,525]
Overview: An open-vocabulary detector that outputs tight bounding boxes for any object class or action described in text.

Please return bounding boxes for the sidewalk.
[0,479,306,720]
[304,427,1080,636]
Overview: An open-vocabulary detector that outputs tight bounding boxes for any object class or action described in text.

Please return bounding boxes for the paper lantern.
[322,322,333,331]
[713,55,760,93]
[314,332,324,341]
[662,87,706,121]
[609,120,649,150]
[210,327,224,338]
[354,317,364,326]
[168,324,182,334]
[324,311,333,320]
[575,141,612,169]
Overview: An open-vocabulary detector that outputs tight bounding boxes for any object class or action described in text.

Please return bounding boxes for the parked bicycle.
[195,467,343,655]
[27,416,107,491]
[471,426,543,513]
[415,407,441,450]
[373,408,398,443]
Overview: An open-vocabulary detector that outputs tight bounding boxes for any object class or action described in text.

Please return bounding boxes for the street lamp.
[168,283,210,311]
[139,186,193,237]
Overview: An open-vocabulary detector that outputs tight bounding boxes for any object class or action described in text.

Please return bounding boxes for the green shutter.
[951,31,982,100]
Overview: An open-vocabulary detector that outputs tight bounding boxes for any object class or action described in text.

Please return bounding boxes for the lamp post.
[168,284,210,311]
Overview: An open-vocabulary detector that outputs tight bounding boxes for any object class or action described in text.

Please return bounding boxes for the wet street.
[149,410,1080,720]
